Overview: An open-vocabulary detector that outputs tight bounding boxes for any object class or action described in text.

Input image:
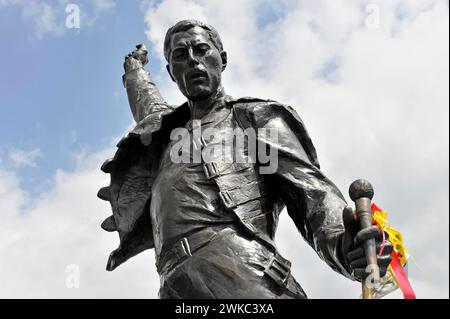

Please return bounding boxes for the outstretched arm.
[123,44,171,122]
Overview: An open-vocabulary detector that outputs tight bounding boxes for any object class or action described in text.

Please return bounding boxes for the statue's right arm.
[123,44,171,123]
[99,44,167,271]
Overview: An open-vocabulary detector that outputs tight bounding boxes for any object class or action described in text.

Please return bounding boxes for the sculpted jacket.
[98,63,354,280]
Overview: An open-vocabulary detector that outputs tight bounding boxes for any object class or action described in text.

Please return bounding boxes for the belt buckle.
[264,253,291,288]
[174,237,192,260]
[219,190,235,209]
[203,162,219,179]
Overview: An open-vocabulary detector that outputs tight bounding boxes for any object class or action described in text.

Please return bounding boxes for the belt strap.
[219,181,266,209]
[156,228,220,275]
[203,161,251,179]
[158,229,295,292]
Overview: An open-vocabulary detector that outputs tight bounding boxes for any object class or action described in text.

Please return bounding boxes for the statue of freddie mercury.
[98,20,393,299]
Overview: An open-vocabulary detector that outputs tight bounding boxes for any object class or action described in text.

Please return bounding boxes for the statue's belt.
[156,226,292,289]
[156,226,220,275]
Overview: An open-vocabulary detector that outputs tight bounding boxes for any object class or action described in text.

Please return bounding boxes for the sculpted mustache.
[186,70,208,80]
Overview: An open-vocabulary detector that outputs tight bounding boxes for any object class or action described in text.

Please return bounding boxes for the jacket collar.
[122,95,235,147]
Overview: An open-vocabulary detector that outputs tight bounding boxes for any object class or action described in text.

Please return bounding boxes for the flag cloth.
[370,203,416,299]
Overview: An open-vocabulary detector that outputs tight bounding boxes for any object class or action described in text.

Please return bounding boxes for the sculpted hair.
[164,19,224,62]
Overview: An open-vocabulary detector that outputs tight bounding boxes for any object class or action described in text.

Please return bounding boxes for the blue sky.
[0,0,291,196]
[0,1,160,195]
[0,0,448,299]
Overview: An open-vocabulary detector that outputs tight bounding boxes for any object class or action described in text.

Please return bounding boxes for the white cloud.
[93,0,116,13]
[0,170,27,219]
[83,0,117,27]
[9,147,42,167]
[0,148,160,298]
[21,1,68,38]
[0,0,116,38]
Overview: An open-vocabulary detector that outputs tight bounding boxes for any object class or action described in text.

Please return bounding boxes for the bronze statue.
[98,20,393,298]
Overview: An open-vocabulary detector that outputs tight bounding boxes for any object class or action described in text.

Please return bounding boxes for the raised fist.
[124,44,149,72]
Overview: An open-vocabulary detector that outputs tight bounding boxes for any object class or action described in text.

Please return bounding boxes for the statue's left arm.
[240,100,393,281]
[239,100,354,278]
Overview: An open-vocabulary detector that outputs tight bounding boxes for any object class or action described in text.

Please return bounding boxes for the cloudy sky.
[0,0,448,299]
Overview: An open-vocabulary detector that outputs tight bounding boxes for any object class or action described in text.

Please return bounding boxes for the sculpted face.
[167,26,227,101]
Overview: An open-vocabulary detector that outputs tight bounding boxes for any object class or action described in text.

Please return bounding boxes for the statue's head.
[164,20,227,101]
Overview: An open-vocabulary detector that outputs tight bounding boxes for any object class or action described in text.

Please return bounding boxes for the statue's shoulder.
[228,96,279,106]
[230,96,320,168]
[229,96,298,125]
[118,103,188,147]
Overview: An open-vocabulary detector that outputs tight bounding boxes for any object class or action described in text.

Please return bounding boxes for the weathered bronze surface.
[98,20,392,299]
